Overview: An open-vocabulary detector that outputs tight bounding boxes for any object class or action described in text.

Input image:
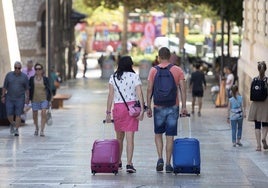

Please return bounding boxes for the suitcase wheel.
[193,167,200,175]
[113,170,118,175]
[173,167,183,175]
[92,170,96,175]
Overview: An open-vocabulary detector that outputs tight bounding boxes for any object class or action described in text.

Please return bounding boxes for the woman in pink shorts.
[106,56,145,173]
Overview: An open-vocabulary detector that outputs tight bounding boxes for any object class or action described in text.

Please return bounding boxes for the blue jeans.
[231,118,243,143]
[153,106,179,136]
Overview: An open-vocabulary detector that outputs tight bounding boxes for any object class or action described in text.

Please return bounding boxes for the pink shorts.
[113,101,139,132]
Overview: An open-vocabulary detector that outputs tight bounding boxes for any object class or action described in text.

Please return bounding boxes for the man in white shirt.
[224,66,234,102]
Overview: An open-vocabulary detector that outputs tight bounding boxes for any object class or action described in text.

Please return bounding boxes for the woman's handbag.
[46,106,53,125]
[128,101,141,117]
[113,75,141,117]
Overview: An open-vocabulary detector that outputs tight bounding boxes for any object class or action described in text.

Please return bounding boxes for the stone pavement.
[0,68,268,188]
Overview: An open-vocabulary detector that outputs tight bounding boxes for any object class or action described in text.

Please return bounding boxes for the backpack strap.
[154,63,174,70]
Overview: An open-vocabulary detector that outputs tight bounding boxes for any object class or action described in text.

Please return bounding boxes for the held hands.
[25,98,30,105]
[146,108,152,118]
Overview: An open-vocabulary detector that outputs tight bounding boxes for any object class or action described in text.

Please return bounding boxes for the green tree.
[189,0,243,57]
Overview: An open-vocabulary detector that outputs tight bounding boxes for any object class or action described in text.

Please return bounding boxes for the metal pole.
[46,0,51,79]
[220,0,224,77]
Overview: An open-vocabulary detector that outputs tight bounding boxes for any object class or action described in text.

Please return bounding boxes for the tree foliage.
[83,0,179,11]
[189,0,243,26]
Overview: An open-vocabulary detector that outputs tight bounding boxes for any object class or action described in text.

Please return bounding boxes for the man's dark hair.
[158,47,171,60]
[195,64,201,69]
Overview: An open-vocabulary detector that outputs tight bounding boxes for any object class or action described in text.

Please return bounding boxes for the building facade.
[0,0,76,83]
[238,0,268,107]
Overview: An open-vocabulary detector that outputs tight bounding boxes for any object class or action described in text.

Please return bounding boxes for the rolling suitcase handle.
[179,113,191,138]
[101,119,114,139]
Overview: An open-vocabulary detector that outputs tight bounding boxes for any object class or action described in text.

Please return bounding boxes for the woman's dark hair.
[231,85,239,98]
[34,63,43,70]
[257,61,267,71]
[114,56,135,80]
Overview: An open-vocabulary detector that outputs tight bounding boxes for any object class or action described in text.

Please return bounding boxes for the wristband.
[106,111,111,115]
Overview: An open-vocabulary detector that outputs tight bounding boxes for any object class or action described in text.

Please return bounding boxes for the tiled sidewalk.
[0,71,268,188]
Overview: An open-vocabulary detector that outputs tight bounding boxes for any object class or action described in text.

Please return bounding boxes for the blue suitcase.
[173,115,201,175]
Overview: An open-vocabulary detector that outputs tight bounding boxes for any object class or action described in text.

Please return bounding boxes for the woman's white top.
[109,72,142,103]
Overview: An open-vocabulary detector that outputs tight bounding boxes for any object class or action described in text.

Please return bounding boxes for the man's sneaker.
[10,123,15,134]
[165,164,174,173]
[156,158,164,172]
[14,128,19,136]
[126,165,136,173]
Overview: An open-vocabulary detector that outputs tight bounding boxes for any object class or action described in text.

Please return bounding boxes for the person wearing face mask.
[1,61,29,136]
[248,61,268,151]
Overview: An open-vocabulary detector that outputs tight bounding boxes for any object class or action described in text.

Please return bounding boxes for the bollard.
[139,60,152,79]
[101,59,115,79]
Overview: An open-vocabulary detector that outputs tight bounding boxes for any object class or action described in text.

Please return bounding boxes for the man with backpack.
[146,47,188,173]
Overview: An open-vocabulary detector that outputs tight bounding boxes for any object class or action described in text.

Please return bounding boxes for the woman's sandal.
[256,146,261,151]
[118,163,122,170]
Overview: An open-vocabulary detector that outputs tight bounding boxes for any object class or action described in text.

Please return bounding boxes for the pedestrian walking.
[105,56,145,173]
[190,63,206,116]
[227,85,245,147]
[248,61,268,151]
[1,61,29,136]
[21,59,35,79]
[224,66,234,102]
[29,63,52,137]
[152,55,159,66]
[82,52,87,78]
[50,66,60,96]
[21,60,35,124]
[74,46,82,79]
[146,47,188,173]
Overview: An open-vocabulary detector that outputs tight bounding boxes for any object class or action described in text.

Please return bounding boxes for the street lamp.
[46,0,51,79]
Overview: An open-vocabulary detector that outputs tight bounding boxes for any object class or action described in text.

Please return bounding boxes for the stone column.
[0,0,20,84]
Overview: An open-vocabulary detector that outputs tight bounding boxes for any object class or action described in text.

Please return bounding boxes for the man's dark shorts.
[192,90,204,97]
[5,98,24,116]
[153,106,179,136]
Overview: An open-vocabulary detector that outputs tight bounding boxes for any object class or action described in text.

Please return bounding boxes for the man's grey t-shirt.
[3,72,29,100]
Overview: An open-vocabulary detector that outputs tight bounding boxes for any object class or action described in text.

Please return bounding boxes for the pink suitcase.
[91,139,120,175]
